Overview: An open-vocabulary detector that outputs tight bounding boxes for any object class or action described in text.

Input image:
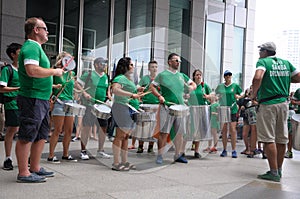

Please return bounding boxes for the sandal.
[123,162,136,170]
[112,164,129,171]
[128,145,136,150]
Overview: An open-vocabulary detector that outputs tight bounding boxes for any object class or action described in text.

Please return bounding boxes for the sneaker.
[147,148,155,154]
[98,151,111,159]
[220,150,227,157]
[232,150,237,158]
[257,171,280,182]
[47,156,61,163]
[258,148,263,154]
[3,158,13,170]
[156,155,163,164]
[136,147,144,153]
[62,155,78,162]
[194,152,201,158]
[80,151,90,160]
[175,154,188,163]
[284,151,293,158]
[209,147,218,154]
[30,167,55,177]
[17,173,46,183]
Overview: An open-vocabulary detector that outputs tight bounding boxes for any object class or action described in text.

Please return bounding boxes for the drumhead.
[292,114,300,122]
[169,104,189,111]
[94,104,111,113]
[62,56,76,71]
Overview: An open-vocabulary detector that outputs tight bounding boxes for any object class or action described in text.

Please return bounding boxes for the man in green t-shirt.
[16,17,63,183]
[252,42,300,182]
[150,53,196,164]
[0,43,22,170]
[75,57,111,160]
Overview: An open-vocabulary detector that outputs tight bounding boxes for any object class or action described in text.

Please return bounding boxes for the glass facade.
[233,27,244,87]
[205,21,223,90]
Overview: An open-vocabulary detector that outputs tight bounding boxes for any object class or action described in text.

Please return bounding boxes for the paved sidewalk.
[0,138,300,199]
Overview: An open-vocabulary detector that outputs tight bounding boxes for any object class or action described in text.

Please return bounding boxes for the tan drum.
[64,102,86,117]
[218,106,231,123]
[291,114,300,151]
[169,105,189,117]
[92,104,111,120]
[187,105,212,141]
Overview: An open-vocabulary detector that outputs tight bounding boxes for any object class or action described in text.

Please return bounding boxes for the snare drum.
[92,104,111,120]
[169,105,189,117]
[64,102,86,117]
[188,105,211,141]
[218,106,231,123]
[245,106,257,125]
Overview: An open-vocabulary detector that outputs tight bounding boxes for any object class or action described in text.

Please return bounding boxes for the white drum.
[169,104,189,117]
[291,114,300,151]
[132,111,157,142]
[64,102,86,117]
[139,104,159,112]
[92,104,111,120]
[218,106,231,123]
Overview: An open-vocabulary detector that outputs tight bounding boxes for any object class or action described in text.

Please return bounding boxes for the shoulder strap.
[3,64,14,86]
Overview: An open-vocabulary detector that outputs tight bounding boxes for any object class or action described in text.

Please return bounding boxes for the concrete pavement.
[0,138,300,199]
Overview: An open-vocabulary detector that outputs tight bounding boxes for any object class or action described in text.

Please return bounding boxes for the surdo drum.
[92,104,111,120]
[63,102,86,117]
[132,104,159,142]
[218,106,231,123]
[169,105,189,117]
[187,105,211,141]
[291,114,300,151]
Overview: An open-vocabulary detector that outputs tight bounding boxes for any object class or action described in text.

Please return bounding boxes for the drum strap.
[258,94,287,103]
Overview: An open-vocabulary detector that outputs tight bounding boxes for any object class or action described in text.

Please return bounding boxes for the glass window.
[233,27,244,87]
[235,0,246,8]
[82,0,110,71]
[168,0,191,75]
[205,21,222,90]
[129,0,153,80]
[26,0,60,62]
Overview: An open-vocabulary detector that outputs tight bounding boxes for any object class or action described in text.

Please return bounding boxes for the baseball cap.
[94,57,108,65]
[223,70,232,76]
[258,42,276,52]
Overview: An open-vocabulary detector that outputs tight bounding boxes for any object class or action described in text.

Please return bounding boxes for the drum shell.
[218,106,231,123]
[132,111,157,142]
[92,104,111,120]
[292,114,300,151]
[245,106,257,125]
[140,104,159,112]
[186,105,211,141]
[169,105,189,117]
[63,103,86,117]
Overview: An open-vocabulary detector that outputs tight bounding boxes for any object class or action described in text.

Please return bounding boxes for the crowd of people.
[0,17,299,183]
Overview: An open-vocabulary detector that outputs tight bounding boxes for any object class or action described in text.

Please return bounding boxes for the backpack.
[0,64,14,104]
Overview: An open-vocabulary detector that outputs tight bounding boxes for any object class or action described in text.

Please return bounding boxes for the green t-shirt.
[0,65,19,110]
[188,83,211,105]
[256,56,297,105]
[18,40,52,100]
[78,70,109,105]
[138,75,159,104]
[112,74,139,110]
[215,83,242,114]
[53,71,75,100]
[153,70,191,106]
[210,102,220,129]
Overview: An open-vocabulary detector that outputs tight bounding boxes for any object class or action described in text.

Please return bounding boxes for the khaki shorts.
[256,102,288,144]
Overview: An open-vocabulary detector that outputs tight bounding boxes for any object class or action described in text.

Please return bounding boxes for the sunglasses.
[36,26,48,31]
[171,59,182,63]
[259,48,266,52]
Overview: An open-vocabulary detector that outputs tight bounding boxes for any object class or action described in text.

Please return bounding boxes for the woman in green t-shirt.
[111,57,140,171]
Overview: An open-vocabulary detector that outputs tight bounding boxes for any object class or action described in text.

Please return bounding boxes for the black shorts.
[4,109,19,127]
[231,113,238,122]
[17,96,49,142]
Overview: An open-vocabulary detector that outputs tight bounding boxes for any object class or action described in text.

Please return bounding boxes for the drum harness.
[50,73,75,105]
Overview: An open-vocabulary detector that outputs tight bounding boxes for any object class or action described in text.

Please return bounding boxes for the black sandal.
[112,164,129,171]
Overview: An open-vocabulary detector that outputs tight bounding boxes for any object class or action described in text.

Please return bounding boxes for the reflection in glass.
[233,27,244,87]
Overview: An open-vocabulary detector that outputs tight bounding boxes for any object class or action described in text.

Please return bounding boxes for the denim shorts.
[52,100,75,117]
[17,96,49,142]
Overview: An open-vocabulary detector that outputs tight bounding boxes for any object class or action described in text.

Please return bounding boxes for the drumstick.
[73,87,90,93]
[91,98,112,108]
[126,103,140,113]
[140,90,152,97]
